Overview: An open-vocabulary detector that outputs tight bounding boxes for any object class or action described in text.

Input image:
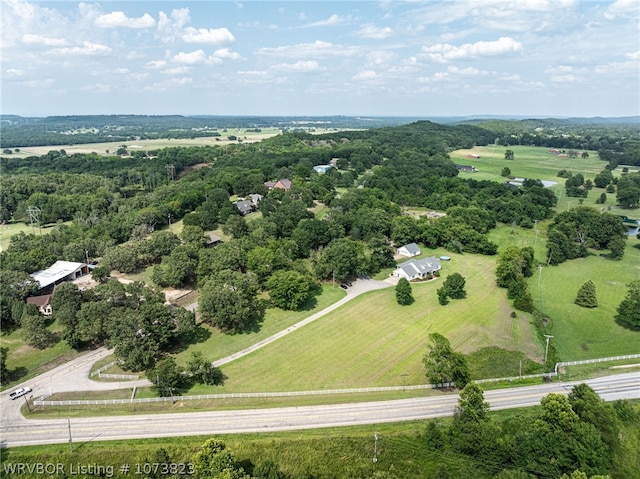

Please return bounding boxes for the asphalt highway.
[2,372,638,448]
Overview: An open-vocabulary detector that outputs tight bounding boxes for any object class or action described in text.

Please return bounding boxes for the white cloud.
[213,48,242,60]
[49,41,112,56]
[5,68,25,77]
[161,66,191,75]
[146,60,167,69]
[355,24,394,39]
[272,60,321,72]
[182,27,235,45]
[22,34,67,46]
[113,68,129,74]
[157,8,191,43]
[172,49,208,65]
[550,74,582,83]
[256,40,360,58]
[353,70,378,80]
[625,51,640,60]
[168,77,193,85]
[81,83,110,92]
[367,50,395,66]
[20,78,55,88]
[95,11,156,29]
[423,65,489,82]
[304,14,349,28]
[545,65,573,74]
[238,70,269,78]
[604,0,639,20]
[448,66,487,75]
[423,37,523,62]
[595,59,639,74]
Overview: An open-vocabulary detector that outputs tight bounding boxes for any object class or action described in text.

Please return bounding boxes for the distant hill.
[1,114,637,149]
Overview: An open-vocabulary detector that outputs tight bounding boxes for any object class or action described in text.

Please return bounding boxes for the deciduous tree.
[423,333,470,388]
[266,270,312,310]
[199,270,264,333]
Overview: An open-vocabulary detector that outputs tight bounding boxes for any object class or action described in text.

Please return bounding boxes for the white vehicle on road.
[9,387,31,400]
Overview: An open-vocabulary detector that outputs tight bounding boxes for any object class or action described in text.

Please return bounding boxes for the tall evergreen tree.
[395,277,414,305]
[615,281,640,328]
[575,280,598,308]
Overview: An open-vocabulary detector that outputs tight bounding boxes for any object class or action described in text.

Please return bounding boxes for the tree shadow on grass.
[614,316,640,332]
[166,325,212,354]
[6,366,28,384]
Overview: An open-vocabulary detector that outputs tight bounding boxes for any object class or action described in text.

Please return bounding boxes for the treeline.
[0,114,416,148]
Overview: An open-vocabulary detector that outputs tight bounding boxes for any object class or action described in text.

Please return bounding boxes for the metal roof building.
[30,261,88,290]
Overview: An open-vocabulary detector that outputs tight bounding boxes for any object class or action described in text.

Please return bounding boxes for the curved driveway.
[1,278,393,428]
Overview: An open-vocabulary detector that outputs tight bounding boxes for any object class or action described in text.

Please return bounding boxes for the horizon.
[3,113,639,121]
[1,1,639,118]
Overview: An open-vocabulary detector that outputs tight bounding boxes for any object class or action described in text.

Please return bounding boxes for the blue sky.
[1,0,638,117]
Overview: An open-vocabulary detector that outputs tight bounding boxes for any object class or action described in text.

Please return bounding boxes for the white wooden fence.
[35,353,640,408]
[89,360,138,380]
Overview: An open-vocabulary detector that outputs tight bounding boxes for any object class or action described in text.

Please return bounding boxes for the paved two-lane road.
[2,372,638,448]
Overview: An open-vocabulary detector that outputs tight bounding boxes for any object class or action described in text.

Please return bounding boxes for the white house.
[313,164,333,174]
[396,242,421,257]
[393,257,441,281]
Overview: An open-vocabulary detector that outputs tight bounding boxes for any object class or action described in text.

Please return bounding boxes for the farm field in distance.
[6,130,280,158]
[450,144,607,184]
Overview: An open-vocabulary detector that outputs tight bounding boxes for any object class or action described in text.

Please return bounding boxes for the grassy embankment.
[5,404,640,479]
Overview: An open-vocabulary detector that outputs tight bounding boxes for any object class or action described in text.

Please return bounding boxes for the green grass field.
[200,248,540,393]
[449,145,606,184]
[173,284,346,368]
[6,129,282,158]
[0,221,66,252]
[529,240,640,361]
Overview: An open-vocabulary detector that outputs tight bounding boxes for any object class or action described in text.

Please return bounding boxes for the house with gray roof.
[393,256,441,281]
[396,242,421,257]
[235,199,254,215]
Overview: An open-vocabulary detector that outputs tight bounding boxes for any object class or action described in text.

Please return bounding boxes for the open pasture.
[450,145,606,184]
[206,249,541,393]
[529,239,640,361]
[6,129,281,158]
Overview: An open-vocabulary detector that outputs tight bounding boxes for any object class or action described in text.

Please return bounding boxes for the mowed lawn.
[208,250,541,393]
[450,145,606,184]
[174,284,347,366]
[528,239,640,361]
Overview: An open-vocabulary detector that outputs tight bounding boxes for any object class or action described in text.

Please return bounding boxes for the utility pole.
[68,418,73,452]
[544,335,554,364]
[401,373,408,391]
[373,432,378,463]
[26,206,41,235]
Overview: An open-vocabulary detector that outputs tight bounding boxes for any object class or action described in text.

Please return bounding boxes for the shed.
[30,261,88,291]
[397,242,421,257]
